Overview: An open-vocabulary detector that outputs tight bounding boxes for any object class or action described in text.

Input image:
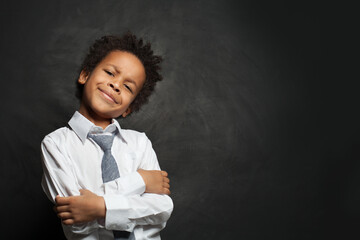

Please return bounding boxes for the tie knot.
[89,134,115,152]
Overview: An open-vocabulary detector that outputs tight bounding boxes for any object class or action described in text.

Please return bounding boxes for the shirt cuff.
[116,171,146,196]
[103,194,135,231]
[62,221,100,239]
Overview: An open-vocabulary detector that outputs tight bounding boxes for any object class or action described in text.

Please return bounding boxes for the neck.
[79,104,112,130]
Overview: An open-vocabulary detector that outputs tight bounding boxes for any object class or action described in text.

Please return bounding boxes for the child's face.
[78,50,146,121]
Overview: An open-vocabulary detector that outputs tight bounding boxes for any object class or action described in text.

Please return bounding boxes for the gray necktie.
[89,133,120,183]
[89,132,132,239]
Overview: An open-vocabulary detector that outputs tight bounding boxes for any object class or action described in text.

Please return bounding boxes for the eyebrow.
[126,78,137,87]
[106,64,120,74]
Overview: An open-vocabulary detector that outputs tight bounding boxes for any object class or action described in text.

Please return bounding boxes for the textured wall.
[0,1,358,239]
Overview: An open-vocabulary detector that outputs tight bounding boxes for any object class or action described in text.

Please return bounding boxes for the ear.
[122,108,132,118]
[78,70,88,85]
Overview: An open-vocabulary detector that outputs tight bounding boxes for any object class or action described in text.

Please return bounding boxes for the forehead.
[99,50,145,81]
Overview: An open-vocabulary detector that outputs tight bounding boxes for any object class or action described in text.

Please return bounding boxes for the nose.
[108,82,120,93]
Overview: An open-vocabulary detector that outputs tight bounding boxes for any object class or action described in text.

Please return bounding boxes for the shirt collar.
[68,111,127,143]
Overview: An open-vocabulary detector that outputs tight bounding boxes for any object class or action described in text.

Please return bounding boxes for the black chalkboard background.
[0,1,358,239]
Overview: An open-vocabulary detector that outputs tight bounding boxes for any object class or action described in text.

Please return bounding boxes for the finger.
[62,218,75,225]
[81,189,95,197]
[163,182,170,189]
[163,177,170,183]
[58,212,72,220]
[161,171,168,177]
[55,196,71,205]
[163,188,171,195]
[55,205,70,213]
[79,189,88,195]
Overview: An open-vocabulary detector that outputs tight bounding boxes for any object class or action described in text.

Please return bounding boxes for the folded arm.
[101,135,174,231]
[41,133,173,236]
[54,170,171,225]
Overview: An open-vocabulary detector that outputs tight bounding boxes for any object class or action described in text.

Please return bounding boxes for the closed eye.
[124,84,133,93]
[104,70,114,77]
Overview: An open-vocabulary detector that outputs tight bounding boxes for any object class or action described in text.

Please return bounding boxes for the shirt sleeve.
[41,135,101,239]
[103,133,174,232]
[40,134,149,239]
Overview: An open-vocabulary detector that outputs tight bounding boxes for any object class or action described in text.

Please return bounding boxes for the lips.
[99,88,118,104]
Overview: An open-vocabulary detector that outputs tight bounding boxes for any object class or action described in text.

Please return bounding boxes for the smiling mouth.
[99,88,118,104]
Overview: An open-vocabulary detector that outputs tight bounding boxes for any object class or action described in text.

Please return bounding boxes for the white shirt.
[41,111,173,240]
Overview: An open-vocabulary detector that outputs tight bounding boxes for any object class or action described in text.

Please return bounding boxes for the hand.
[137,169,171,195]
[54,189,105,225]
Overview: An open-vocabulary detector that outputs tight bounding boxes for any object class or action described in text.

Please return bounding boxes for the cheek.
[83,85,94,101]
[124,94,136,106]
[122,89,136,100]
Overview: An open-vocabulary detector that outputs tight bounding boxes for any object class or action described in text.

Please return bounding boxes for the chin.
[98,109,124,120]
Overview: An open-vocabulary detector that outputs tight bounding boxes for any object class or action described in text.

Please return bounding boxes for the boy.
[41,32,173,240]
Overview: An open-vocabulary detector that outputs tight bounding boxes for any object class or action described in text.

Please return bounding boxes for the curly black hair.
[76,32,163,115]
